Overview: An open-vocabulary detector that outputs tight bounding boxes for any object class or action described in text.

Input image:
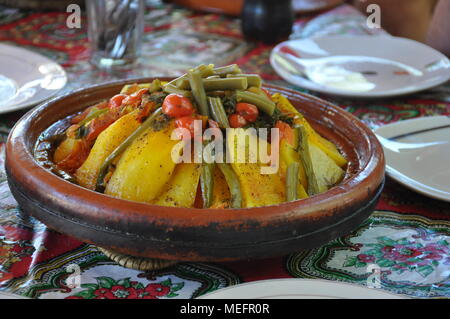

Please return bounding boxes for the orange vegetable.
[108,94,127,110]
[229,113,247,128]
[275,120,294,146]
[162,93,195,118]
[55,139,90,173]
[236,102,259,123]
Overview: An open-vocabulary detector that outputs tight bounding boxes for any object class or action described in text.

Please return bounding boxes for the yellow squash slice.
[105,121,181,203]
[153,163,201,208]
[299,126,345,195]
[210,165,231,209]
[75,111,141,190]
[272,93,348,167]
[53,137,79,164]
[227,128,285,208]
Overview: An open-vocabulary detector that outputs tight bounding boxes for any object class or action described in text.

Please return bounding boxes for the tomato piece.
[135,101,156,123]
[275,120,294,146]
[229,113,247,128]
[236,103,259,123]
[108,94,127,110]
[123,88,149,107]
[175,114,205,139]
[162,94,195,118]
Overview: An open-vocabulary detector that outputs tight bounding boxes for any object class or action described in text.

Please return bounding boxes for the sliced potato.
[53,137,79,163]
[153,163,201,207]
[272,93,348,167]
[299,126,345,195]
[227,128,285,208]
[105,121,181,202]
[210,165,231,209]
[310,143,345,192]
[75,111,141,190]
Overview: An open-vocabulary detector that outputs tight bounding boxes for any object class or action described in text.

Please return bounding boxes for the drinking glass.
[86,0,145,68]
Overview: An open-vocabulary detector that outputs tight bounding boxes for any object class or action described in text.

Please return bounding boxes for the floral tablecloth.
[0,1,449,299]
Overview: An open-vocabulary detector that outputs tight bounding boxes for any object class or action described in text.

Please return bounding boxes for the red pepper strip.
[84,111,118,143]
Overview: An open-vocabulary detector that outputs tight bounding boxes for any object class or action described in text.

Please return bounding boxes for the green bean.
[213,64,242,77]
[298,125,320,196]
[200,163,215,208]
[196,63,215,76]
[208,97,230,128]
[235,90,276,115]
[204,77,248,91]
[148,79,162,93]
[170,64,215,89]
[95,108,163,192]
[292,127,300,151]
[217,163,242,209]
[174,78,190,90]
[188,69,210,117]
[162,83,192,97]
[176,77,248,91]
[167,74,188,89]
[227,74,262,87]
[286,162,299,202]
[75,107,109,138]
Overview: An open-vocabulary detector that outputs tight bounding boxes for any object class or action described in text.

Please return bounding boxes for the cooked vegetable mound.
[48,64,347,208]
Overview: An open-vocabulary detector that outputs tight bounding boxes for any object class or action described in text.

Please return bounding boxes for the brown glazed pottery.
[5,79,385,262]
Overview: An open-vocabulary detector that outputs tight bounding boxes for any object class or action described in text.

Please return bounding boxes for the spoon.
[273,50,424,79]
[375,134,448,153]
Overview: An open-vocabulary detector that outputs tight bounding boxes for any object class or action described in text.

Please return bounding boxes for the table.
[0,1,449,299]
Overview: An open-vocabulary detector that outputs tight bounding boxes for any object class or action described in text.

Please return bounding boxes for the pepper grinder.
[241,0,295,44]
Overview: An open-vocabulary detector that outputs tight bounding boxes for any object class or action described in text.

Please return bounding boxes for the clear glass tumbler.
[86,0,145,68]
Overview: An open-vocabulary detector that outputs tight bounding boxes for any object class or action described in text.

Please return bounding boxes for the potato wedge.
[299,126,345,195]
[53,137,79,163]
[153,163,201,207]
[105,121,181,202]
[227,128,285,208]
[210,165,231,209]
[272,93,348,167]
[75,111,141,190]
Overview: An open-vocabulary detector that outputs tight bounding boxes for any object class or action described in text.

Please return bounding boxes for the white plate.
[0,43,67,114]
[197,279,406,299]
[270,35,450,98]
[374,116,450,202]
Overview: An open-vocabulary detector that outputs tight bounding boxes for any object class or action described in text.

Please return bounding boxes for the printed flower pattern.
[343,236,449,277]
[65,277,184,299]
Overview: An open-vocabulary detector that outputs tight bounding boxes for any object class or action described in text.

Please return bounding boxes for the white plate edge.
[270,35,450,98]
